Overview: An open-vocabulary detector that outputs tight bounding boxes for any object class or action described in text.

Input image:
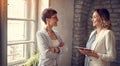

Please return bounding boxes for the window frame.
[7,0,39,66]
[0,0,7,66]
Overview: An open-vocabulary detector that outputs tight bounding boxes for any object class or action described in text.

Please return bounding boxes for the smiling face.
[91,11,102,28]
[46,14,58,27]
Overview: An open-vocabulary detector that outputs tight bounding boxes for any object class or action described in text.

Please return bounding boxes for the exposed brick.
[111,0,120,4]
[112,4,120,8]
[72,0,120,66]
[113,9,120,13]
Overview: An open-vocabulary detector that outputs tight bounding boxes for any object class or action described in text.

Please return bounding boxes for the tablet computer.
[74,46,91,51]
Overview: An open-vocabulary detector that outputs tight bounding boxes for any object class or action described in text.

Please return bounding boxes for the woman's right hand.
[49,47,60,53]
[49,47,55,53]
[78,49,91,55]
[78,49,99,58]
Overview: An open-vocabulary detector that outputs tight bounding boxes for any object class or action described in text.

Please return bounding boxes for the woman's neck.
[45,25,53,32]
[96,26,103,34]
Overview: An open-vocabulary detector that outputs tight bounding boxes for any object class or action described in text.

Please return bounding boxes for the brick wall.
[72,0,120,66]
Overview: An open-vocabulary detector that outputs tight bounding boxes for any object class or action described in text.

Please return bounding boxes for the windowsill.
[8,59,26,66]
[8,40,35,45]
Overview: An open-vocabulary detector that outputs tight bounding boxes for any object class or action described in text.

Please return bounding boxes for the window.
[7,0,38,66]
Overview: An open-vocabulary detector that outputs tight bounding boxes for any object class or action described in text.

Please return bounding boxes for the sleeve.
[36,31,58,59]
[57,33,64,54]
[97,30,116,62]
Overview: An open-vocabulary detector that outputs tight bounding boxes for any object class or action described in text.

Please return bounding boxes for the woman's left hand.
[59,42,64,47]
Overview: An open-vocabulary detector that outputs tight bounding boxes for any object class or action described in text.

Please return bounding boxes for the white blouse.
[50,40,60,47]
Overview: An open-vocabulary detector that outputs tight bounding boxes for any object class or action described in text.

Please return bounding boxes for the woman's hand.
[49,47,60,53]
[78,49,91,55]
[78,49,99,58]
[59,42,64,47]
[55,47,60,53]
[49,47,55,53]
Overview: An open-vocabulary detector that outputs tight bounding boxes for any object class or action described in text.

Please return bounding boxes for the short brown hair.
[41,8,57,24]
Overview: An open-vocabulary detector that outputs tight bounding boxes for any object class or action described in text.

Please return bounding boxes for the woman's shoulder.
[103,29,114,34]
[36,28,47,35]
[101,29,115,38]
